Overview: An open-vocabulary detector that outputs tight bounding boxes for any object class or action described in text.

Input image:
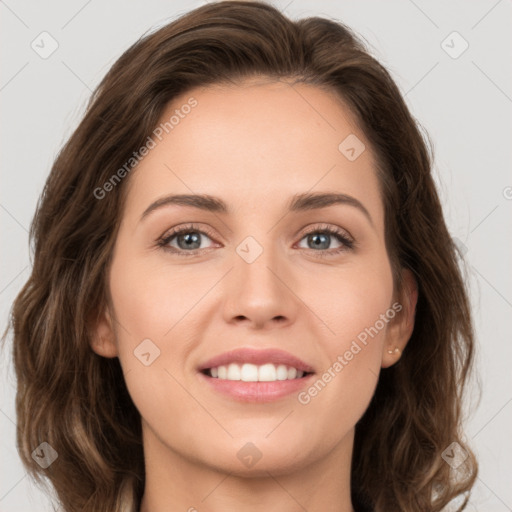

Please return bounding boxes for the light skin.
[91,77,418,512]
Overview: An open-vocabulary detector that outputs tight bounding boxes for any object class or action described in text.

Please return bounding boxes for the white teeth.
[218,365,227,379]
[276,364,288,380]
[258,363,276,382]
[207,363,308,381]
[227,363,241,380]
[241,363,258,382]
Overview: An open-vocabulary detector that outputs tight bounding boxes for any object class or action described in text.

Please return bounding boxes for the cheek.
[304,257,394,349]
[297,258,393,406]
[296,285,391,446]
[108,250,212,343]
[107,251,204,435]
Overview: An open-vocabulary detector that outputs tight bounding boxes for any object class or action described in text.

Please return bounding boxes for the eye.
[157,223,217,256]
[157,222,355,257]
[296,224,355,256]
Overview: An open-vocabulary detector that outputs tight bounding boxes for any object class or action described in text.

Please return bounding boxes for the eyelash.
[156,222,355,258]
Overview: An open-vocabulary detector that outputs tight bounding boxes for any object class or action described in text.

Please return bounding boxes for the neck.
[139,425,356,512]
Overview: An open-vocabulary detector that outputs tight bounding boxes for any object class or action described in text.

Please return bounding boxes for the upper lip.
[198,348,315,373]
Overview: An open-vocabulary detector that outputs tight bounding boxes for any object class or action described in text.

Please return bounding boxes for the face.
[92,78,416,477]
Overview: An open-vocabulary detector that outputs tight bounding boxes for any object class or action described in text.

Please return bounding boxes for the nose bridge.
[224,232,296,326]
[235,233,285,295]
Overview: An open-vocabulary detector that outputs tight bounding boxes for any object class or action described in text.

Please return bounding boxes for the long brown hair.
[2,1,478,510]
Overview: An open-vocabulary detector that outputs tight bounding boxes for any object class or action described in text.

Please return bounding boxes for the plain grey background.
[1,1,511,511]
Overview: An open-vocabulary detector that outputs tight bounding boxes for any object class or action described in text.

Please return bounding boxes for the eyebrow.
[140,191,373,226]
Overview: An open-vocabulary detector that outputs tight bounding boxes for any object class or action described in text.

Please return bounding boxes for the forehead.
[123,79,383,228]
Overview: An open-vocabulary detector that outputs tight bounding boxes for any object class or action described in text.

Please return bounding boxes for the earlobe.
[381,268,418,368]
[89,307,118,358]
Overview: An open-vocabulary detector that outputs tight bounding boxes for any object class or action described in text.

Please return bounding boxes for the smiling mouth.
[201,363,313,382]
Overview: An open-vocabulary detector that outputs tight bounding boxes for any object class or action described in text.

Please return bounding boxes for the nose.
[222,242,299,330]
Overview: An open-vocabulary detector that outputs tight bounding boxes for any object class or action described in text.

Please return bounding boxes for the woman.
[3,1,478,510]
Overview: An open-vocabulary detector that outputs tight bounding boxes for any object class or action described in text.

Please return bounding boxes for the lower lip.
[198,372,315,403]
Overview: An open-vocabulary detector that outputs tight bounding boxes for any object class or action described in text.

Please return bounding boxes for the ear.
[381,268,418,368]
[89,305,118,358]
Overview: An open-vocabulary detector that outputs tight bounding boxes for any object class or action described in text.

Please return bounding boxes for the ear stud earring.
[387,347,401,354]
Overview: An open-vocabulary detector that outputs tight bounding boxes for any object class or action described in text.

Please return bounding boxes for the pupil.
[310,233,329,250]
[179,232,200,250]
